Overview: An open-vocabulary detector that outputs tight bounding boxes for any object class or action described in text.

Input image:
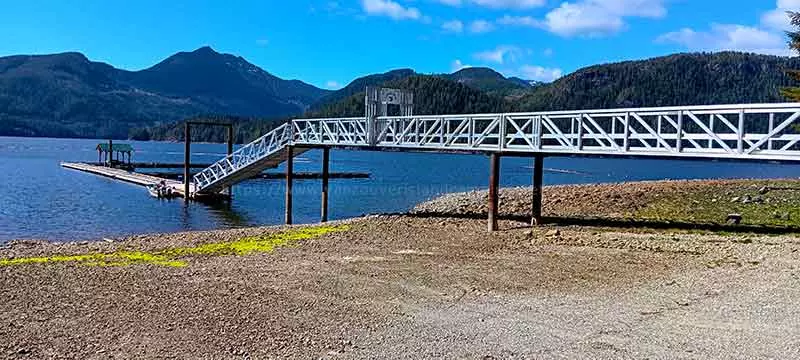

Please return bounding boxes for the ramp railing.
[193,123,292,192]
[193,103,800,195]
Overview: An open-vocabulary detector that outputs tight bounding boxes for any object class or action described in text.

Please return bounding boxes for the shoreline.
[1,177,799,357]
[4,177,800,246]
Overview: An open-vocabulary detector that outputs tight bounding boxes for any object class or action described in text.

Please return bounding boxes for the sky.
[0,0,797,90]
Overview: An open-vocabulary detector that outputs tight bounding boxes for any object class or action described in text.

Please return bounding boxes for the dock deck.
[61,162,194,197]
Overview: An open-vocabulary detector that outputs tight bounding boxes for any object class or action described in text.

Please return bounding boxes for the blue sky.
[0,0,796,89]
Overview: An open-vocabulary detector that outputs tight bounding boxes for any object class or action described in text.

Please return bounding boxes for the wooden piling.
[285,145,294,225]
[321,147,330,222]
[226,125,234,197]
[531,154,544,226]
[184,123,191,200]
[107,139,113,167]
[488,153,500,232]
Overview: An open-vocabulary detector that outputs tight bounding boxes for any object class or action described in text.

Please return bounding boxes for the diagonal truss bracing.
[192,103,800,194]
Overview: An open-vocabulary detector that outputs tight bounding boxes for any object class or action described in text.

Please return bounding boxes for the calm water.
[1,136,799,242]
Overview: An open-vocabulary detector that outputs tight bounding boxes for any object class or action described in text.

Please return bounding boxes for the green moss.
[634,180,800,228]
[0,225,349,268]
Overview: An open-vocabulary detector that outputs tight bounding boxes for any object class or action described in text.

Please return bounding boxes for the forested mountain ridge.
[4,49,799,142]
[0,47,329,138]
[444,67,536,97]
[514,52,800,111]
[309,75,508,118]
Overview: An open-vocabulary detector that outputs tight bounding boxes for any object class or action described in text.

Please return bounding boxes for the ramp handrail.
[193,123,292,192]
[193,103,800,195]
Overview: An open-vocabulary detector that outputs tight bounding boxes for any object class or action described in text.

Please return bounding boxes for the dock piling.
[285,145,294,225]
[184,123,191,200]
[531,154,544,226]
[226,126,234,197]
[488,153,500,232]
[321,147,330,222]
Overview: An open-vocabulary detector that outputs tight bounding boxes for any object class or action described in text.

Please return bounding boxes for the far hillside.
[514,52,800,111]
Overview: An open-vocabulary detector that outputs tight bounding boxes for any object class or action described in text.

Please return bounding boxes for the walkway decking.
[61,162,194,197]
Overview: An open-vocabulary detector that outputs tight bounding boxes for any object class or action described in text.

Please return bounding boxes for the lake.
[1,136,799,242]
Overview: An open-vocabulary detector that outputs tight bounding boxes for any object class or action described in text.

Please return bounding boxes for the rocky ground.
[1,179,799,359]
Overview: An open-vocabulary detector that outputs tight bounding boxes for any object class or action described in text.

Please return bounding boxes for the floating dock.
[61,162,194,197]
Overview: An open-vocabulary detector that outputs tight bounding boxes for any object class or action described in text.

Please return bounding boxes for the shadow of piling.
[406,211,800,235]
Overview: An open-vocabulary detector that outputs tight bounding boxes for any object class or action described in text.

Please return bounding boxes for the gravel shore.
[1,179,799,358]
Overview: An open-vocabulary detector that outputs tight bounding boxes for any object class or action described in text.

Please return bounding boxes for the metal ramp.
[193,102,800,196]
[193,123,307,194]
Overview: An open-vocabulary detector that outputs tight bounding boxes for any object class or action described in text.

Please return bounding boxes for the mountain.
[5,48,799,142]
[311,68,415,109]
[0,47,329,138]
[445,67,533,96]
[122,47,328,116]
[514,52,800,111]
[310,66,532,113]
[309,74,508,118]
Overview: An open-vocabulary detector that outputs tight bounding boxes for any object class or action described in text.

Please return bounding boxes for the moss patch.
[635,180,800,227]
[0,225,349,268]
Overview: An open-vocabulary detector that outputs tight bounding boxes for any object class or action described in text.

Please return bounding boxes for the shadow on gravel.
[406,211,800,235]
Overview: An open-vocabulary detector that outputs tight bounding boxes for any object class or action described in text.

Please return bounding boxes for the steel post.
[531,154,544,226]
[488,153,500,232]
[285,145,294,225]
[321,147,330,222]
[184,123,191,200]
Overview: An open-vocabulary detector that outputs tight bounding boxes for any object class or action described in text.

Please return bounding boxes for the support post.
[623,113,631,152]
[184,123,191,200]
[488,153,500,232]
[737,109,745,154]
[226,125,234,197]
[531,154,544,226]
[108,139,113,167]
[321,147,330,222]
[768,113,775,151]
[285,145,294,225]
[676,111,684,153]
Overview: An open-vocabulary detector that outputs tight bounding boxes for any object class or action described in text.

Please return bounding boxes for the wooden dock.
[61,162,194,197]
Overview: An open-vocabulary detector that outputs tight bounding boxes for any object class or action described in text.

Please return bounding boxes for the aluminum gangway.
[193,103,800,196]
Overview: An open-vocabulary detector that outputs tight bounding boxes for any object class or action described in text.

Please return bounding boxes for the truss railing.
[359,103,800,160]
[194,103,800,194]
[193,123,292,192]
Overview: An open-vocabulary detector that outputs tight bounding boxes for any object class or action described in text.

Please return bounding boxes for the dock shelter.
[96,142,133,166]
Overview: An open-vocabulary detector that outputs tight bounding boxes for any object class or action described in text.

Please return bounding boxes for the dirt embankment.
[413,178,800,228]
[1,179,799,359]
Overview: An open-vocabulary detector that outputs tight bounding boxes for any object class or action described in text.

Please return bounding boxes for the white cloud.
[325,80,342,89]
[497,15,540,27]
[473,45,523,64]
[657,1,798,56]
[361,0,422,20]
[543,0,666,37]
[470,20,495,33]
[470,0,545,9]
[657,24,791,56]
[442,20,464,33]
[506,65,564,82]
[451,59,472,72]
[761,0,800,31]
[542,48,554,57]
[437,0,544,8]
[498,0,666,37]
